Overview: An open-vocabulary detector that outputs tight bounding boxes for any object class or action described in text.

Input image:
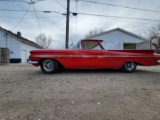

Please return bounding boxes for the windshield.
[70,41,80,49]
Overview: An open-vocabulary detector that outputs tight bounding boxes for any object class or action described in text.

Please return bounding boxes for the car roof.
[81,39,103,42]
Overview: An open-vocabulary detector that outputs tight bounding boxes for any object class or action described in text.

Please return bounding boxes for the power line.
[34,0,47,3]
[0,0,47,4]
[40,16,65,30]
[79,0,160,13]
[0,0,27,1]
[0,0,30,4]
[0,8,63,14]
[11,4,31,31]
[1,9,159,22]
[75,0,78,42]
[52,0,66,9]
[32,4,42,32]
[59,18,66,43]
[73,12,160,22]
[0,16,62,18]
[25,16,65,36]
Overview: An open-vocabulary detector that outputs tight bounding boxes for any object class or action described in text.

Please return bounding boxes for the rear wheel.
[40,59,59,74]
[121,61,137,73]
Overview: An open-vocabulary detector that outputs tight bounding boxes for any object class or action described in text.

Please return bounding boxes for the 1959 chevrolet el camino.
[29,39,160,74]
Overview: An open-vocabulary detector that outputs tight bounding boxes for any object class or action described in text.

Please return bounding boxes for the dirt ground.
[0,64,160,120]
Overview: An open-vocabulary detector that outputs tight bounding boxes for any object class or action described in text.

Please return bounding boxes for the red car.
[29,39,160,74]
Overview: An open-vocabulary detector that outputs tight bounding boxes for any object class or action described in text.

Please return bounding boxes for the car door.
[73,39,110,69]
[73,49,107,68]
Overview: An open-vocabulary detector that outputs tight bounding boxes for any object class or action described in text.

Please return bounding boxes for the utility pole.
[65,0,70,49]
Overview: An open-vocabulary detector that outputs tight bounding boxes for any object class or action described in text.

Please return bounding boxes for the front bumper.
[157,60,160,64]
[28,61,38,64]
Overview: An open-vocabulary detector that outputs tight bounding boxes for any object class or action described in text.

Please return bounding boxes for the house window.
[123,43,136,49]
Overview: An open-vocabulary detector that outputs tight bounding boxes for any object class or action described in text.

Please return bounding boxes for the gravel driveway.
[0,64,160,120]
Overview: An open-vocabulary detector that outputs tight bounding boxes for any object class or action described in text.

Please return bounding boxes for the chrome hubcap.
[124,62,135,71]
[43,59,54,72]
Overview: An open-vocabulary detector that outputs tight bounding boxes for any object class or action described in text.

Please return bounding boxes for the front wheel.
[40,59,59,74]
[121,61,137,73]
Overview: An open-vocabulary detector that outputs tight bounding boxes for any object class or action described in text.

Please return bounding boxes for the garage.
[87,28,150,50]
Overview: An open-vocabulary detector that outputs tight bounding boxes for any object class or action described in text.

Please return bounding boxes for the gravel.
[0,64,160,120]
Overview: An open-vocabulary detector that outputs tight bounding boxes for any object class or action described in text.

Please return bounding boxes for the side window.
[81,41,101,50]
[81,42,86,49]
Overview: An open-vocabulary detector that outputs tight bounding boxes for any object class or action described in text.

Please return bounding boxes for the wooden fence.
[0,48,10,63]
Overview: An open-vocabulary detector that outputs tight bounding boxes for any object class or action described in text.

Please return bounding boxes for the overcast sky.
[0,0,160,48]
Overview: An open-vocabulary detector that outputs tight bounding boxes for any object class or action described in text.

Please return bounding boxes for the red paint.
[29,39,160,69]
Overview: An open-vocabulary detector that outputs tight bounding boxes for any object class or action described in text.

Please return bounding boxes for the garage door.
[22,50,27,63]
[124,43,136,49]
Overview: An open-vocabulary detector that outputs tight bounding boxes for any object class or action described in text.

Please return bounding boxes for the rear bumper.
[28,61,38,64]
[157,60,160,64]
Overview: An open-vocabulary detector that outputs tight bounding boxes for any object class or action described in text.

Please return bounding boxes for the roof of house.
[87,27,149,42]
[0,27,43,49]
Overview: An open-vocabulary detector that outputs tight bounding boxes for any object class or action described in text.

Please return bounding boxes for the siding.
[7,35,21,58]
[0,30,7,47]
[21,41,41,62]
[0,31,21,58]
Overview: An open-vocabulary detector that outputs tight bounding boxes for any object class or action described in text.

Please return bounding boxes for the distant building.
[87,27,150,50]
[0,27,43,63]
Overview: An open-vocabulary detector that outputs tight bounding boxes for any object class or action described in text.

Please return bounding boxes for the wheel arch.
[121,60,143,68]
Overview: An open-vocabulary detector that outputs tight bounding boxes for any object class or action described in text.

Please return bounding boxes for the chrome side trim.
[28,61,38,64]
[33,54,159,58]
[157,60,160,64]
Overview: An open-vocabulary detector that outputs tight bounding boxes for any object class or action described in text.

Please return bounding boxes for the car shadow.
[32,68,160,76]
[62,68,121,73]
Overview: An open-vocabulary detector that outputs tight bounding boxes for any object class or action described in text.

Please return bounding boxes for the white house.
[0,27,43,63]
[87,28,150,50]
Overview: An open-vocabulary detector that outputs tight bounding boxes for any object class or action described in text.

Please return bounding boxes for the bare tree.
[147,24,160,50]
[35,33,53,49]
[151,37,160,50]
[84,28,104,38]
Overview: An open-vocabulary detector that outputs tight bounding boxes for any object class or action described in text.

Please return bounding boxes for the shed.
[0,27,43,63]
